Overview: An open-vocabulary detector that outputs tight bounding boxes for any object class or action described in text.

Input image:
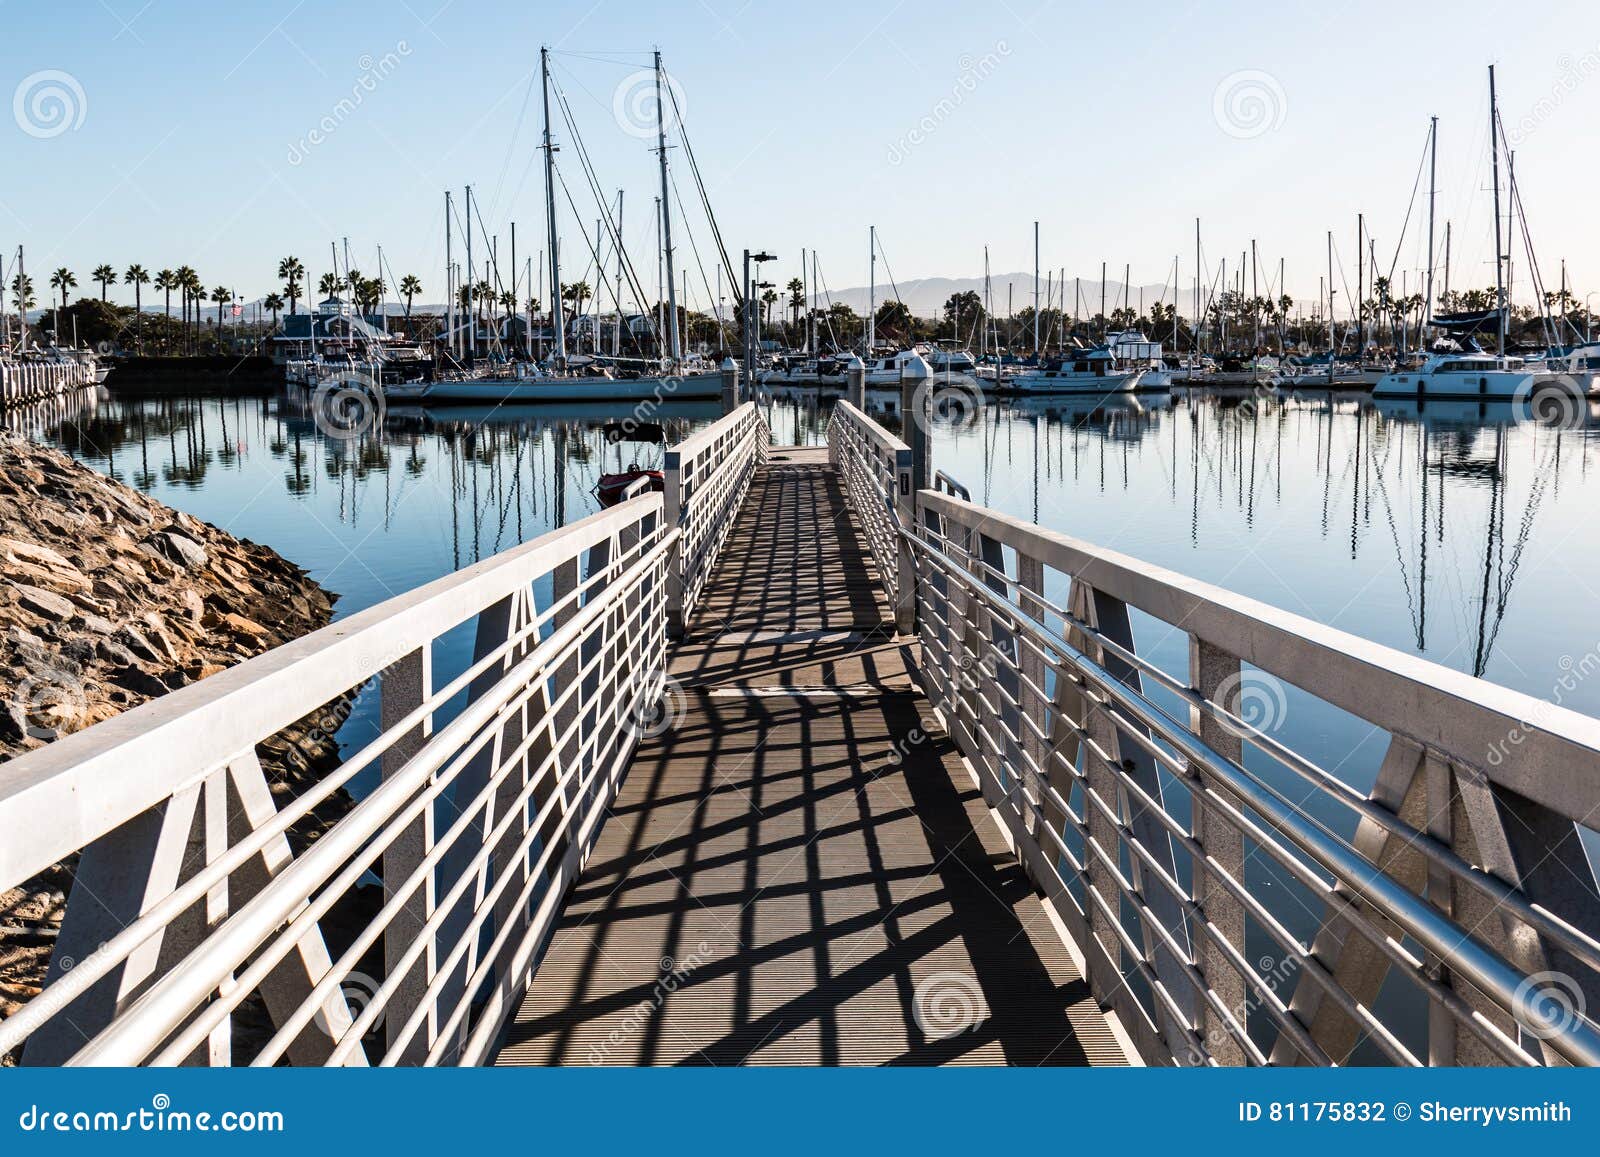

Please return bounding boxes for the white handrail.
[0,495,673,1066]
[664,401,768,632]
[894,486,1600,1067]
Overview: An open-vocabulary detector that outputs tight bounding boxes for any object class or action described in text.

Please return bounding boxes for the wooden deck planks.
[493,459,1127,1067]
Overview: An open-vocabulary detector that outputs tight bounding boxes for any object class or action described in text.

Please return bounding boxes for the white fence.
[828,404,1600,1068]
[0,359,97,406]
[0,496,673,1065]
[826,401,913,631]
[664,401,769,634]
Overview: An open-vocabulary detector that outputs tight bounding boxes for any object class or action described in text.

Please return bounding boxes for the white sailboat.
[393,50,723,405]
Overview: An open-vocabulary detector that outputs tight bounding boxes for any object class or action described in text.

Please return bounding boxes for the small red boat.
[596,465,664,507]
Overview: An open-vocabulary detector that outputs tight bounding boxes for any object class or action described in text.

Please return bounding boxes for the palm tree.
[10,273,35,315]
[49,267,76,310]
[176,267,200,350]
[761,287,778,328]
[399,274,422,319]
[277,256,305,314]
[124,264,150,351]
[92,264,117,300]
[48,268,76,341]
[211,286,232,336]
[318,272,343,299]
[355,275,383,314]
[562,280,592,314]
[263,293,284,328]
[787,278,804,331]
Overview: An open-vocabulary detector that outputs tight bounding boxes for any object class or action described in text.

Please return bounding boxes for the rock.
[218,612,270,639]
[11,585,75,622]
[0,537,73,572]
[105,665,171,697]
[80,613,117,635]
[1,436,352,1047]
[112,624,164,664]
[153,531,208,570]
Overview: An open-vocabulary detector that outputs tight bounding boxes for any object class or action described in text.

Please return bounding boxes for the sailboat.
[390,50,724,405]
[1375,70,1539,402]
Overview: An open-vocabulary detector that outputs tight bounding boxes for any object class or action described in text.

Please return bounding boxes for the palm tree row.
[11,256,426,353]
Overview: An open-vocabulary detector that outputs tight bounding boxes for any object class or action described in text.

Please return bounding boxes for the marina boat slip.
[385,362,725,404]
[1105,329,1171,386]
[1009,347,1146,393]
[1371,352,1537,399]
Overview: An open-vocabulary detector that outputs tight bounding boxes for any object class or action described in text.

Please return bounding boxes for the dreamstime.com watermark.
[1506,44,1600,146]
[287,43,412,165]
[913,970,987,1039]
[1211,668,1289,740]
[1486,640,1600,767]
[612,68,685,140]
[16,1094,284,1134]
[1185,953,1300,1063]
[1212,69,1287,140]
[12,70,87,139]
[886,43,1011,166]
[587,941,714,1063]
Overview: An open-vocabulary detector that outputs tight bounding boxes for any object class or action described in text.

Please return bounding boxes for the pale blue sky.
[3,0,1597,314]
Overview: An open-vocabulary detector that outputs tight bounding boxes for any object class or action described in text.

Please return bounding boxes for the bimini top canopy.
[1426,306,1507,334]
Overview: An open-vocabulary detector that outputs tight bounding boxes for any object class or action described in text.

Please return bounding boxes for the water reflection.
[21,383,1600,715]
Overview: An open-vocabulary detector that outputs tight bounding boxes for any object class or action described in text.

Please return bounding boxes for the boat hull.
[1372,369,1537,400]
[1006,370,1143,394]
[389,371,724,404]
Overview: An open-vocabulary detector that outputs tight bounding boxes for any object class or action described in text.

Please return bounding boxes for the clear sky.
[3,0,1597,315]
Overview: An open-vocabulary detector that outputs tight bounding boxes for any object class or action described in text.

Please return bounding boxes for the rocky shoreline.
[0,436,354,1053]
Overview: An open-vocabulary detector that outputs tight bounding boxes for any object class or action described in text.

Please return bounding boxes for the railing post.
[899,353,931,494]
[663,446,686,636]
[846,354,865,410]
[893,446,915,635]
[1187,638,1247,1066]
[380,645,436,1063]
[720,356,739,413]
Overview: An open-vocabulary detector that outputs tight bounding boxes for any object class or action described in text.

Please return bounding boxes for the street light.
[742,249,776,372]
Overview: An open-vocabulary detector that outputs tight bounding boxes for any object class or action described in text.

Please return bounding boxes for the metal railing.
[827,401,913,629]
[0,495,674,1066]
[664,401,769,634]
[828,403,1600,1068]
[913,492,1600,1067]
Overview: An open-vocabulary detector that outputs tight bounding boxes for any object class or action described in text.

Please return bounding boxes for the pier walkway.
[5,390,1600,1068]
[495,450,1123,1064]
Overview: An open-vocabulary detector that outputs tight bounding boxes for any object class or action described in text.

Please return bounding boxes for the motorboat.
[1008,348,1145,394]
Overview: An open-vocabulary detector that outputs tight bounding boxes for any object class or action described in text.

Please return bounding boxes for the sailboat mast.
[1488,65,1506,357]
[868,224,876,353]
[1032,221,1039,356]
[445,190,454,359]
[654,50,681,365]
[614,191,624,357]
[541,46,566,364]
[1356,213,1364,356]
[1424,115,1437,343]
[1193,219,1201,354]
[1326,231,1335,361]
[1251,240,1259,349]
[464,186,474,362]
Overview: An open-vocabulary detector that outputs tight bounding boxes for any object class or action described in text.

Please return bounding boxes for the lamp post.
[742,249,775,381]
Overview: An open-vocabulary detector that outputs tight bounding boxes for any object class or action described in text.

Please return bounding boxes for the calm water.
[25,382,1600,742]
[21,380,1600,1062]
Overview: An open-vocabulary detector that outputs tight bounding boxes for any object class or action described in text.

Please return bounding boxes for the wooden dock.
[494,448,1129,1066]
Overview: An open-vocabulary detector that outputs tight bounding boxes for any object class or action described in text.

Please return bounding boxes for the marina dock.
[3,389,1600,1068]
